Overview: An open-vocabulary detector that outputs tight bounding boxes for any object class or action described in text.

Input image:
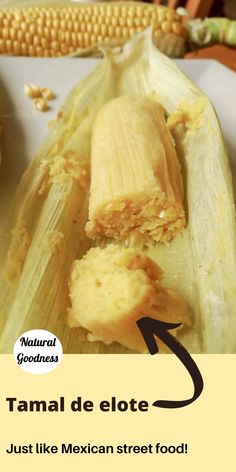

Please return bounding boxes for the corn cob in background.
[0,1,186,58]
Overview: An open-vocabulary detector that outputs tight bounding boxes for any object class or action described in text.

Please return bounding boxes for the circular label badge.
[13,329,63,374]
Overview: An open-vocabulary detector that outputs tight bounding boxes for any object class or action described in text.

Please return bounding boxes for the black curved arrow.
[136,317,204,408]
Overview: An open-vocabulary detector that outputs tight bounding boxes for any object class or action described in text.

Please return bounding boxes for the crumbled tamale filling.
[5,225,30,278]
[42,230,64,254]
[167,98,205,131]
[86,194,185,247]
[38,150,89,192]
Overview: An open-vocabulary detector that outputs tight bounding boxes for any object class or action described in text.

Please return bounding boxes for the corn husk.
[0,29,236,353]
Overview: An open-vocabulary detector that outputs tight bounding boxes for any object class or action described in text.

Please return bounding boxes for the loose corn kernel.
[24,83,41,98]
[34,97,48,112]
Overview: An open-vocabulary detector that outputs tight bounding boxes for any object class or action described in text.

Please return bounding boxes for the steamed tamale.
[85,95,185,246]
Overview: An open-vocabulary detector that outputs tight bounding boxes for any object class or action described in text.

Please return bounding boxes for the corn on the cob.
[0,2,186,58]
[86,95,185,246]
[69,244,190,352]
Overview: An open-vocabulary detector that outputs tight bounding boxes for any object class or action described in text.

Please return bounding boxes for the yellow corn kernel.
[21,21,27,32]
[25,32,32,45]
[6,39,12,53]
[115,26,121,38]
[154,29,163,39]
[73,20,79,31]
[172,21,183,35]
[111,17,118,27]
[2,27,9,39]
[41,87,55,101]
[122,27,128,38]
[9,28,16,40]
[24,83,41,98]
[162,21,172,34]
[36,46,43,57]
[166,9,176,21]
[13,40,20,54]
[29,45,36,57]
[34,97,48,112]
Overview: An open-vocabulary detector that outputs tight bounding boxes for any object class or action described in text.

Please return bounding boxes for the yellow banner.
[0,354,235,470]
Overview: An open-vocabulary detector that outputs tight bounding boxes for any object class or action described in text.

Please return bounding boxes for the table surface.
[185,44,236,72]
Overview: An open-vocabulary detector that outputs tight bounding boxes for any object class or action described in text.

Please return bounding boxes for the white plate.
[0,57,235,219]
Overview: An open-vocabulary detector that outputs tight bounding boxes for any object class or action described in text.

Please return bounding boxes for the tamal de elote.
[69,244,190,352]
[86,95,185,246]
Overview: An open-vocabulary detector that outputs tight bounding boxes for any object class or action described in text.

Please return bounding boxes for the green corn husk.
[0,29,236,353]
[187,17,236,47]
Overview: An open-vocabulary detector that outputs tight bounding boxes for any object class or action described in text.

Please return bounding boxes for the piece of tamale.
[85,95,185,246]
[68,244,190,353]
